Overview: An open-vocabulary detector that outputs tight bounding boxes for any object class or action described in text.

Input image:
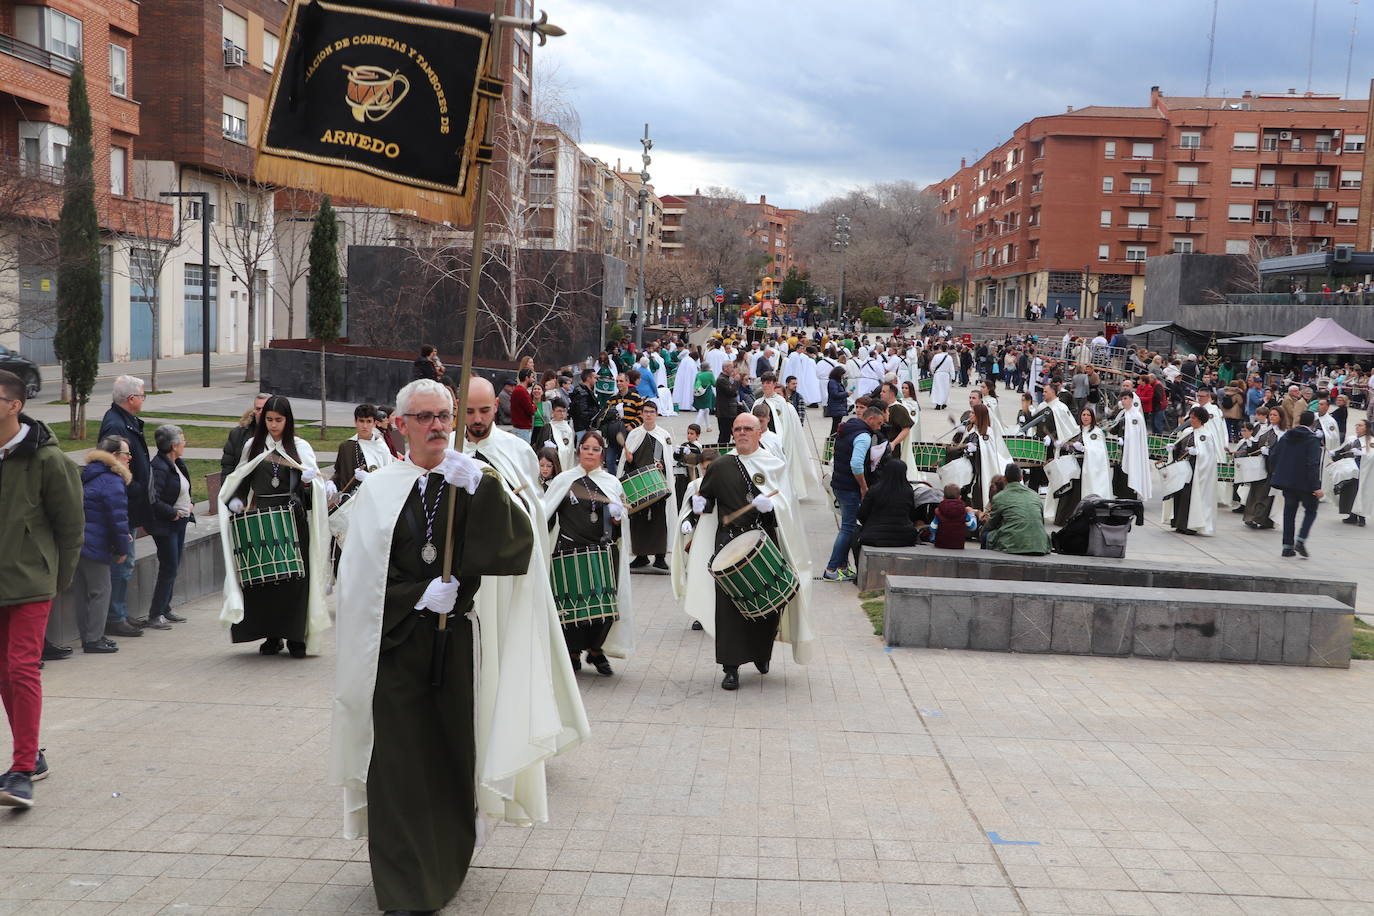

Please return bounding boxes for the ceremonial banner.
[255,0,500,223]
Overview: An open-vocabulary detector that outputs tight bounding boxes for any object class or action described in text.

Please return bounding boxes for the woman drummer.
[1053,408,1112,526]
[541,431,633,676]
[1239,407,1282,529]
[978,378,1006,436]
[220,395,332,658]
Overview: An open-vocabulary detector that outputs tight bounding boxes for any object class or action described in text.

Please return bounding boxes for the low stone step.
[885,575,1352,668]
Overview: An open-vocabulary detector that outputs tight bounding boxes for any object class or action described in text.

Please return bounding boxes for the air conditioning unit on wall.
[1279,130,1293,140]
[224,44,245,68]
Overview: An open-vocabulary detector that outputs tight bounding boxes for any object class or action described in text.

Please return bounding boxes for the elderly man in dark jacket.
[219,393,266,480]
[71,438,134,653]
[97,375,150,637]
[1269,410,1325,558]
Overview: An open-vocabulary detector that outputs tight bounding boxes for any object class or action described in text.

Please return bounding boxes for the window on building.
[1316,135,1333,152]
[1337,206,1359,225]
[1173,239,1194,253]
[1131,142,1154,159]
[1313,171,1331,189]
[1127,211,1150,227]
[263,31,280,71]
[1230,167,1255,187]
[1262,134,1279,151]
[1005,180,1018,198]
[1031,174,1043,192]
[1227,203,1252,222]
[1179,131,1202,149]
[1100,209,1112,227]
[1257,205,1273,223]
[1259,168,1276,188]
[1309,205,1329,223]
[1130,178,1152,193]
[1291,136,1304,151]
[1225,239,1250,254]
[1174,202,1197,219]
[41,8,82,59]
[1340,170,1362,189]
[1232,131,1258,151]
[186,198,216,223]
[1098,244,1109,261]
[222,8,248,52]
[1344,134,1366,153]
[1125,246,1147,261]
[1308,241,1327,253]
[1029,240,1040,259]
[222,95,248,143]
[1104,141,1117,159]
[1102,176,1114,193]
[1176,165,1199,185]
[109,44,127,97]
[1029,207,1040,226]
[973,251,984,268]
[110,146,126,196]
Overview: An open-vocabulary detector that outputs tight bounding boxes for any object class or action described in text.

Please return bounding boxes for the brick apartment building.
[663,192,803,289]
[0,0,173,363]
[933,86,1368,320]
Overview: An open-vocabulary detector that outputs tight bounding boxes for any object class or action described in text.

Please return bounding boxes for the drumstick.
[721,489,781,525]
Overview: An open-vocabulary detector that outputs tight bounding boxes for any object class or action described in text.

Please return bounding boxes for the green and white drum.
[918,377,933,392]
[229,505,305,587]
[1215,459,1235,483]
[621,466,669,513]
[823,435,835,464]
[550,545,619,625]
[908,442,947,471]
[1003,435,1048,467]
[709,529,798,620]
[1106,439,1123,464]
[1147,434,1172,461]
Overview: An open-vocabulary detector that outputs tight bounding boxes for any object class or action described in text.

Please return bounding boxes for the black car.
[0,345,42,399]
[925,304,954,321]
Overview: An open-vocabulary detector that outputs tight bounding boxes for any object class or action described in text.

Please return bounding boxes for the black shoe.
[130,617,149,629]
[1282,548,1297,558]
[287,641,307,659]
[1295,542,1309,558]
[629,556,649,569]
[82,640,118,654]
[383,910,435,915]
[1231,506,1245,513]
[755,660,769,674]
[162,611,187,623]
[31,749,48,782]
[1258,521,1275,529]
[106,620,143,638]
[0,771,33,808]
[259,638,283,656]
[569,653,581,672]
[144,616,173,630]
[587,653,613,677]
[691,620,704,631]
[653,556,668,570]
[721,669,739,691]
[1361,517,1367,527]
[41,642,72,661]
[1343,515,1360,525]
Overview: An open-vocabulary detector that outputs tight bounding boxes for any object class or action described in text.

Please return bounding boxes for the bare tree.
[219,173,275,382]
[679,187,764,293]
[113,161,181,390]
[270,187,318,339]
[0,153,62,340]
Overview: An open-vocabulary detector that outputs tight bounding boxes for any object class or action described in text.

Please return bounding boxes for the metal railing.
[0,32,77,76]
[1224,292,1374,306]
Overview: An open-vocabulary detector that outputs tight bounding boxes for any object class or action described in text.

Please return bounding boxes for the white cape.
[542,466,635,658]
[546,419,576,474]
[1119,406,1152,500]
[783,351,821,405]
[678,449,814,664]
[1079,429,1113,501]
[1164,429,1218,536]
[929,351,956,406]
[330,460,590,838]
[1353,436,1374,519]
[672,355,699,411]
[619,424,679,556]
[217,437,331,655]
[764,393,823,501]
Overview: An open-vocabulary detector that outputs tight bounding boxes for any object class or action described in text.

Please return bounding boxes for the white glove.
[227,497,245,514]
[544,440,556,449]
[437,448,482,495]
[752,494,775,513]
[691,494,707,514]
[1186,446,1199,456]
[964,443,976,455]
[607,501,626,520]
[681,519,694,535]
[354,467,369,482]
[414,576,460,613]
[325,480,338,500]
[1260,446,1270,456]
[1043,434,1053,446]
[302,467,318,483]
[1355,448,1366,457]
[616,402,625,417]
[1053,440,1064,449]
[1072,442,1085,453]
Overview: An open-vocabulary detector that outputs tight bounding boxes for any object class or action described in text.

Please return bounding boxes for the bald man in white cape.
[761,376,823,501]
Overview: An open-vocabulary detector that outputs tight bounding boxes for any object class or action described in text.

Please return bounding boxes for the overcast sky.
[539,0,1374,210]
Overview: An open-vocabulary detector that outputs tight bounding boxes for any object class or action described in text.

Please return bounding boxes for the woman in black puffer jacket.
[855,459,922,549]
[824,366,849,435]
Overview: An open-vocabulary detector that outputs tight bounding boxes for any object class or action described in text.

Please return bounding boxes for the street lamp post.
[634,123,652,350]
[831,214,850,323]
[159,190,211,387]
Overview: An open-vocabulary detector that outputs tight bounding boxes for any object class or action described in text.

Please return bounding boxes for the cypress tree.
[54,62,102,439]
[307,196,341,435]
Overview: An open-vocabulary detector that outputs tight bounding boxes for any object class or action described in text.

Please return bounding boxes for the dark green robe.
[231,457,311,645]
[624,432,668,556]
[367,471,532,913]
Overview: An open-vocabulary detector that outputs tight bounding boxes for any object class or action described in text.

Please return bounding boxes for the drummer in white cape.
[1164,405,1221,536]
[1316,397,1343,502]
[680,413,814,691]
[329,378,589,915]
[760,372,823,500]
[1193,388,1231,503]
[545,430,635,675]
[1333,418,1373,525]
[1107,390,1152,502]
[1051,408,1113,526]
[541,401,576,473]
[218,394,333,658]
[1019,381,1080,464]
[928,344,957,410]
[618,401,675,570]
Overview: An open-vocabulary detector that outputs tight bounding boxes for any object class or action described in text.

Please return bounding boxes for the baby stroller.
[1052,496,1144,558]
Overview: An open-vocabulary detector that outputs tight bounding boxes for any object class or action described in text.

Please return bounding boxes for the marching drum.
[918,377,933,393]
[1106,439,1123,465]
[1215,459,1236,483]
[550,545,619,625]
[1329,456,1361,485]
[1233,455,1269,484]
[1003,435,1048,468]
[229,505,305,587]
[1147,434,1172,461]
[709,529,799,620]
[938,456,974,489]
[823,435,835,465]
[1045,454,1081,497]
[908,442,947,472]
[621,466,670,513]
[1159,460,1193,498]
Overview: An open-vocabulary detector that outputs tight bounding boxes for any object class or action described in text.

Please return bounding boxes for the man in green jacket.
[0,369,84,808]
[983,464,1052,556]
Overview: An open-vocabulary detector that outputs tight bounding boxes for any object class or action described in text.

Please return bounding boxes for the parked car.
[925,304,953,321]
[0,345,42,398]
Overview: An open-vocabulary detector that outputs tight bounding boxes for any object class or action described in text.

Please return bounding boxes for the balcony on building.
[0,7,83,111]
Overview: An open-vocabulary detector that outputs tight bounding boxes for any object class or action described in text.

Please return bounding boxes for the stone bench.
[859,546,1357,609]
[885,576,1353,668]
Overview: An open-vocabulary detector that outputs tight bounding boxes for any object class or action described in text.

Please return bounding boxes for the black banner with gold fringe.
[255,0,498,224]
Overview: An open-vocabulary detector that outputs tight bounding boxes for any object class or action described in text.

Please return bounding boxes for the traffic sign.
[714,294,725,304]
[714,286,724,296]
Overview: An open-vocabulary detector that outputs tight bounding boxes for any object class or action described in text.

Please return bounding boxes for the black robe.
[230,458,311,644]
[624,431,668,556]
[367,471,532,913]
[551,477,619,654]
[1168,433,1199,533]
[1242,429,1277,526]
[698,455,782,668]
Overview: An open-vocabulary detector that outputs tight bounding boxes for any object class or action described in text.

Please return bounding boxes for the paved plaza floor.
[5,386,1374,915]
